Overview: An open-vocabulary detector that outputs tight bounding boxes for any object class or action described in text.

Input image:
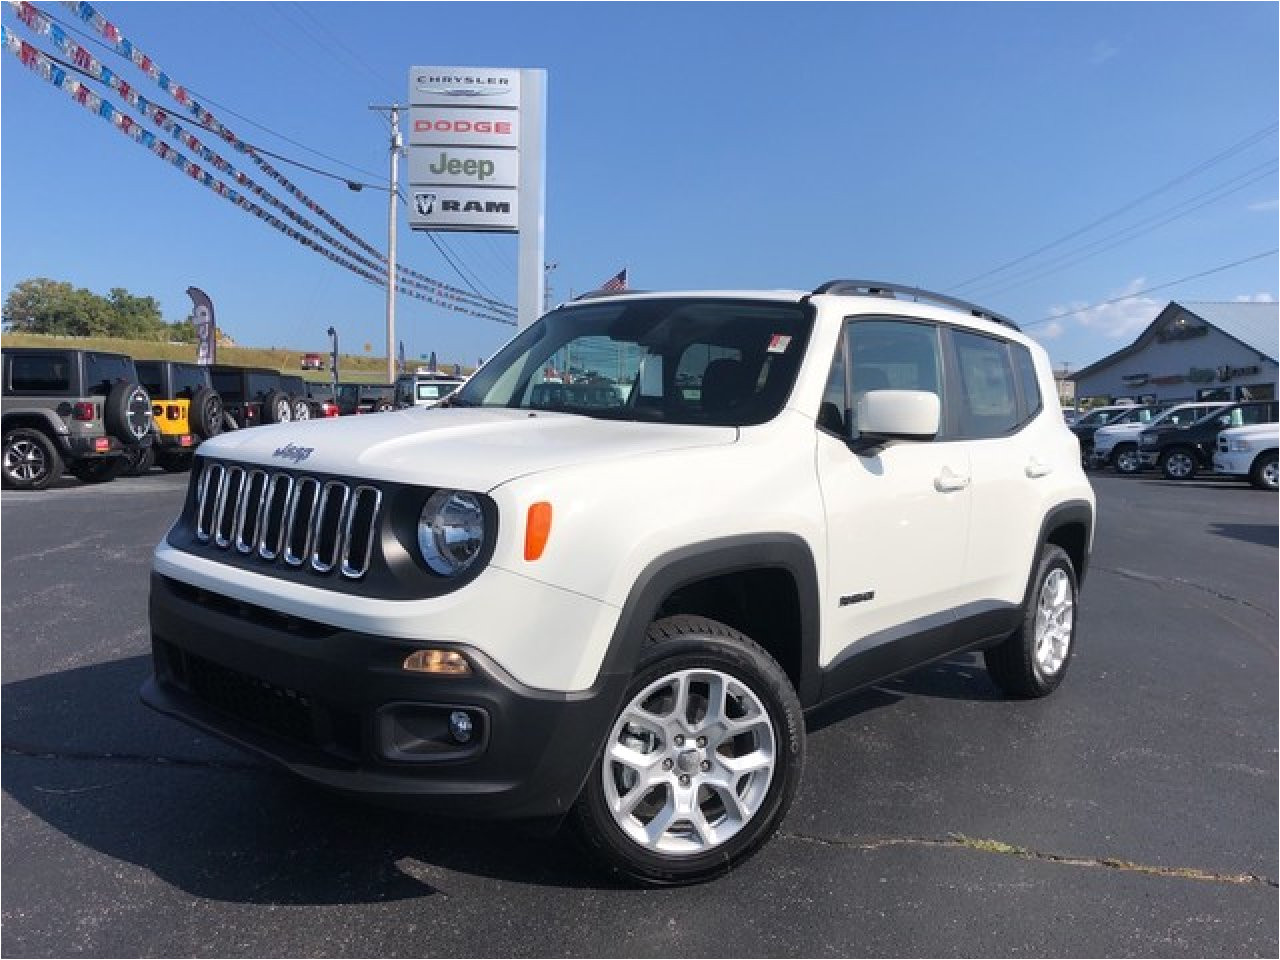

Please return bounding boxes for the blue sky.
[2,2,1276,372]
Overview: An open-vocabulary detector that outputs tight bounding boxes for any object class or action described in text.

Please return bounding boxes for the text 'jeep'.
[144,282,1095,884]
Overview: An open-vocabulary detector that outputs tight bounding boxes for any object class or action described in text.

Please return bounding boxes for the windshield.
[1151,404,1224,428]
[1078,408,1124,427]
[452,298,814,426]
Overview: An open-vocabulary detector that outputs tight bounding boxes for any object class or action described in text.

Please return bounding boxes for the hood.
[194,407,738,491]
[1096,422,1147,438]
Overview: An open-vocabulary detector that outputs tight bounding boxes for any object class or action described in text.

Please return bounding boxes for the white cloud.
[1234,292,1276,303]
[1247,198,1278,212]
[1034,320,1065,341]
[1091,40,1119,65]
[1049,277,1162,340]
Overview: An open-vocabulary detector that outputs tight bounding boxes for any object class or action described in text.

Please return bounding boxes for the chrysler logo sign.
[414,73,511,97]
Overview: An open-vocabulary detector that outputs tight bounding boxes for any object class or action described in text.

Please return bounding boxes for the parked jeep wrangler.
[145,282,1094,884]
[209,365,293,430]
[134,359,224,474]
[3,347,153,489]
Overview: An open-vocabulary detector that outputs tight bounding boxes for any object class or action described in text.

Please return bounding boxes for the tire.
[1250,452,1278,491]
[189,387,223,439]
[571,616,804,886]
[103,382,153,444]
[261,390,292,425]
[292,400,311,421]
[1111,443,1141,475]
[375,400,393,413]
[2,427,63,490]
[121,443,156,476]
[69,457,125,484]
[1160,447,1198,481]
[984,544,1077,699]
[156,451,193,473]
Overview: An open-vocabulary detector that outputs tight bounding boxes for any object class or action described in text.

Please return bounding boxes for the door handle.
[934,467,971,492]
[1025,457,1053,478]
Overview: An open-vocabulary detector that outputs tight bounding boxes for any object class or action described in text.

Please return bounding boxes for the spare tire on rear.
[262,390,292,425]
[189,386,224,439]
[104,382,153,444]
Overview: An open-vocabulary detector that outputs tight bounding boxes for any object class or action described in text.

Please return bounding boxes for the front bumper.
[1213,452,1250,477]
[144,573,628,818]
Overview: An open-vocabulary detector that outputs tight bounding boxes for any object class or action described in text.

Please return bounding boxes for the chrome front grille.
[195,461,382,579]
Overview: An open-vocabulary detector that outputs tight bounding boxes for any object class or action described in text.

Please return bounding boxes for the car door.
[816,316,972,666]
[947,328,1050,607]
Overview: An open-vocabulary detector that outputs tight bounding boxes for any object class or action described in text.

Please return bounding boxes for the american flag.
[599,268,628,293]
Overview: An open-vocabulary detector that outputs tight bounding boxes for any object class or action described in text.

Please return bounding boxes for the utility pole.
[370,104,403,384]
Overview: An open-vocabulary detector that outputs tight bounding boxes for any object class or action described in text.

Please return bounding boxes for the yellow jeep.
[132,360,223,473]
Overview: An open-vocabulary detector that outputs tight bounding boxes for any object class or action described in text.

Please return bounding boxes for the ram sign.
[408,66,524,233]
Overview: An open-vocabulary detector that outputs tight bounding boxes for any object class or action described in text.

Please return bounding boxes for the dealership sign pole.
[407,66,545,329]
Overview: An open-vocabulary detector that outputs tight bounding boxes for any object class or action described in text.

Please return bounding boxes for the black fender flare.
[597,533,824,706]
[1024,499,1094,607]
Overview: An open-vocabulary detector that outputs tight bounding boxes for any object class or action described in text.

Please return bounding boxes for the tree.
[2,277,177,339]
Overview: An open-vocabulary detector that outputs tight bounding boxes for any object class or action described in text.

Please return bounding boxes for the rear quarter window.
[9,354,72,393]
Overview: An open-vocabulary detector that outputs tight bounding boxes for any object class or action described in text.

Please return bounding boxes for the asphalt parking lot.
[2,470,1276,957]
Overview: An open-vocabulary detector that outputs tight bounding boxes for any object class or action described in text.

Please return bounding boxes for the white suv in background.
[1214,423,1279,490]
[144,281,1095,885]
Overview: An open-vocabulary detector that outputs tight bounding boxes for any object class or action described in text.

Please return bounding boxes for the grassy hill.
[0,333,469,383]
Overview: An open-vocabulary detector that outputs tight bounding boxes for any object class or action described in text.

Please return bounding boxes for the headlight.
[417,490,486,576]
[1226,438,1255,452]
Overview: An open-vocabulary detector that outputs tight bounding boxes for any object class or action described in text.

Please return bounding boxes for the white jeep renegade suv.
[144,281,1095,884]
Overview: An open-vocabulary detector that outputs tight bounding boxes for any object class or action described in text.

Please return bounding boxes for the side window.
[817,335,847,436]
[10,354,71,393]
[1237,404,1273,426]
[952,330,1020,438]
[1014,346,1043,420]
[847,319,942,436]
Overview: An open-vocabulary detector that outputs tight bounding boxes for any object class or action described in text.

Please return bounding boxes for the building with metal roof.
[1070,300,1278,405]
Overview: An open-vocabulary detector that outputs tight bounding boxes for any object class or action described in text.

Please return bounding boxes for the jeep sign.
[408,147,519,187]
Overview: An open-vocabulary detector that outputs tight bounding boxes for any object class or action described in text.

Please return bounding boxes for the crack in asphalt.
[1095,565,1278,619]
[2,743,264,773]
[779,830,1278,888]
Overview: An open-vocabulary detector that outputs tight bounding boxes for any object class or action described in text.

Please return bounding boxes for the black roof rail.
[810,280,1020,332]
[573,288,650,302]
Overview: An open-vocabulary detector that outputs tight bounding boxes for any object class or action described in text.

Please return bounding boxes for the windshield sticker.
[767,334,792,354]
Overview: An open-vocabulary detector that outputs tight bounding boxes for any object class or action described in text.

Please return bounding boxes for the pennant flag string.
[0,26,516,325]
[8,1,509,317]
[52,0,517,319]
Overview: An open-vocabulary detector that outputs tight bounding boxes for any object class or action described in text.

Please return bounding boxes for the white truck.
[1213,423,1279,490]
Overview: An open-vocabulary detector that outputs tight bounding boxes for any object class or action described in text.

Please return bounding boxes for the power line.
[35,1,387,182]
[948,122,1280,292]
[1025,249,1279,328]
[970,160,1280,298]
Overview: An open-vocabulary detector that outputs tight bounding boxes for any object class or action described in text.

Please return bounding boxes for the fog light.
[402,649,471,676]
[448,710,474,744]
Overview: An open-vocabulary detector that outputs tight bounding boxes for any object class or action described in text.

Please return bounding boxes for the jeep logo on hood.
[273,443,314,464]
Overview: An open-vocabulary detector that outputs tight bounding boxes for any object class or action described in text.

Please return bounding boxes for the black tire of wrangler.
[262,390,292,425]
[984,544,1078,699]
[103,382,152,444]
[2,427,63,490]
[122,442,155,476]
[571,615,804,886]
[189,386,223,438]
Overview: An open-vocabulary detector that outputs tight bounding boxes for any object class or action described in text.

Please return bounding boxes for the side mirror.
[851,389,940,451]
